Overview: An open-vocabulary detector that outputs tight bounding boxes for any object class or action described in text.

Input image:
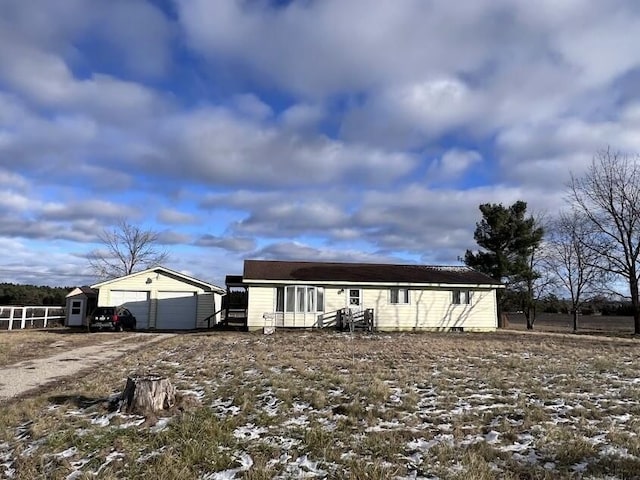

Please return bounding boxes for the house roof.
[243,260,502,286]
[91,266,226,293]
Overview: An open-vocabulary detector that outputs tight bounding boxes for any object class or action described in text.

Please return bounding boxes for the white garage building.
[91,266,225,330]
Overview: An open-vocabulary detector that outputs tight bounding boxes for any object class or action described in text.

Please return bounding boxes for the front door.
[347,289,362,313]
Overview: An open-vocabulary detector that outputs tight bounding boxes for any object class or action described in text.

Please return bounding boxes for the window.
[390,288,409,304]
[452,289,471,305]
[275,286,325,313]
[349,289,360,306]
[71,300,81,315]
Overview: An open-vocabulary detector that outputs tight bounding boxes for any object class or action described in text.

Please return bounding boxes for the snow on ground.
[3,332,640,478]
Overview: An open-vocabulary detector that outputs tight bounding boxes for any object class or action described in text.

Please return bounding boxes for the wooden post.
[121,374,176,415]
[43,307,48,328]
[8,307,14,331]
[21,308,26,330]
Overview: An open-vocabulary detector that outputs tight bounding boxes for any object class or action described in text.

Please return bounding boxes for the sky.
[2,0,640,288]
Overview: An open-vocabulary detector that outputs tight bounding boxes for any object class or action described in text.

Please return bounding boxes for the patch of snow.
[91,411,118,427]
[484,430,500,444]
[150,417,171,433]
[202,451,253,480]
[274,454,328,479]
[233,424,268,441]
[293,402,310,412]
[179,389,206,400]
[284,415,309,427]
[571,461,589,472]
[54,446,78,459]
[137,446,167,463]
[600,445,635,459]
[118,418,146,429]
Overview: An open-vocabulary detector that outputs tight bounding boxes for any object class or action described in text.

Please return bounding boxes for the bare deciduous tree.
[570,149,640,334]
[88,220,169,280]
[545,210,607,332]
[511,214,553,330]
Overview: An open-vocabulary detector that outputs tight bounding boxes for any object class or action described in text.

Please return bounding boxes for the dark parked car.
[88,306,136,332]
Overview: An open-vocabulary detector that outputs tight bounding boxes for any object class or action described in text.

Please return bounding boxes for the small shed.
[65,286,98,327]
[90,266,225,330]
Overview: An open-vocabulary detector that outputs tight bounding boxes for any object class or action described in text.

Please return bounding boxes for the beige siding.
[247,285,275,329]
[96,270,221,330]
[368,287,497,331]
[247,284,497,331]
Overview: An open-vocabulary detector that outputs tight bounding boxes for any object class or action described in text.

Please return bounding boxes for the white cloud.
[427,149,483,183]
[251,241,402,264]
[195,235,256,253]
[150,107,417,187]
[157,208,198,225]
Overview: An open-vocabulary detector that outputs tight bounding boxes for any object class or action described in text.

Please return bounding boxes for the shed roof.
[65,286,97,298]
[243,260,502,286]
[91,266,225,293]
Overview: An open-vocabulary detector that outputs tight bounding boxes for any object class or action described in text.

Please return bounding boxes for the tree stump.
[120,374,176,415]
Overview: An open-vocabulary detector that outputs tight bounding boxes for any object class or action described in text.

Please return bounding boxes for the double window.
[389,288,409,304]
[276,286,324,313]
[452,289,471,305]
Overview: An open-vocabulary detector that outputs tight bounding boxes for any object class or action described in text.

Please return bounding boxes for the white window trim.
[275,286,325,313]
[389,287,410,305]
[452,289,472,305]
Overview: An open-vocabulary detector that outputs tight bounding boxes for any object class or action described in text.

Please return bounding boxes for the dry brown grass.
[0,330,152,367]
[1,330,640,479]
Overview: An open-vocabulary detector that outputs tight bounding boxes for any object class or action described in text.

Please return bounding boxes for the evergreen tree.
[464,201,544,327]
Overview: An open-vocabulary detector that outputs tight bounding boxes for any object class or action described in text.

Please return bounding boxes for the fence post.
[21,308,27,329]
[8,307,14,330]
[44,307,49,328]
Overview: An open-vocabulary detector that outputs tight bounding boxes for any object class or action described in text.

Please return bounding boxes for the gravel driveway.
[0,333,175,399]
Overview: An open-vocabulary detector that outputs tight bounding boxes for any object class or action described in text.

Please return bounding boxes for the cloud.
[195,235,256,252]
[231,200,349,237]
[251,241,401,264]
[40,200,138,222]
[427,149,483,183]
[157,208,198,225]
[149,107,417,187]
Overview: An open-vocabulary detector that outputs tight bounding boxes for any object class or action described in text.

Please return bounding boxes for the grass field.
[505,313,636,335]
[0,330,150,368]
[1,330,640,479]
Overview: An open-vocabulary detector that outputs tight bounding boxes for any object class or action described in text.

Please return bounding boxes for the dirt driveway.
[0,332,175,400]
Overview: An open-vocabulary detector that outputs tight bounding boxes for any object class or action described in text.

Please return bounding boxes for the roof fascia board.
[91,266,225,293]
[243,279,503,288]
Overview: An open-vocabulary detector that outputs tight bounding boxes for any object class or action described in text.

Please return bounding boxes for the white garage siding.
[92,267,225,330]
[156,291,197,330]
[109,290,150,329]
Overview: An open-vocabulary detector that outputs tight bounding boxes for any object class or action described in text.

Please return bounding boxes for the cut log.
[120,374,175,415]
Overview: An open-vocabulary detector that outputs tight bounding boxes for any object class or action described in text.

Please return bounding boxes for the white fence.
[0,306,65,330]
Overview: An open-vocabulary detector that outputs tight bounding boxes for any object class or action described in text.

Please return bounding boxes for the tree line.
[464,149,640,334]
[0,283,70,306]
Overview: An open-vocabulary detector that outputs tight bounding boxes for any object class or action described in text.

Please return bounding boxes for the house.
[90,266,225,330]
[65,286,97,327]
[242,260,503,332]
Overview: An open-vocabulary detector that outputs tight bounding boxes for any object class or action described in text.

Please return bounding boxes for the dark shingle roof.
[243,260,501,286]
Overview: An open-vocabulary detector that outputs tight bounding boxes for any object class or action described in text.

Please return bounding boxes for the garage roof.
[91,266,225,293]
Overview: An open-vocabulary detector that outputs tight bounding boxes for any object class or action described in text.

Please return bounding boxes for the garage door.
[156,291,197,330]
[110,290,150,329]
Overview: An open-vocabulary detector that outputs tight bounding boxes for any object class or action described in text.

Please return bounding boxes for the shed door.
[110,290,150,329]
[156,291,197,330]
[67,298,85,326]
